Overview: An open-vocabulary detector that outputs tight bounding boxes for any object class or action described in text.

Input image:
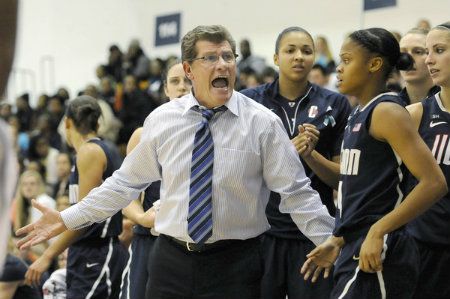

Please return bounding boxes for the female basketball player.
[240,26,351,299]
[406,22,450,299]
[119,61,191,299]
[302,28,447,299]
[399,27,439,105]
[25,96,127,299]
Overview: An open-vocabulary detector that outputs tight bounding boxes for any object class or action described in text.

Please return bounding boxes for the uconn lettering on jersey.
[340,148,361,175]
[432,134,450,165]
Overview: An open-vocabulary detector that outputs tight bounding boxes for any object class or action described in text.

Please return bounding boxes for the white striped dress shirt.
[61,91,334,246]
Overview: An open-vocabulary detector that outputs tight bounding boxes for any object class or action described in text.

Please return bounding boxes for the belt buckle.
[186,242,194,252]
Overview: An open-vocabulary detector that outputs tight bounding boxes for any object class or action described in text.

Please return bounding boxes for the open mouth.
[211,76,229,89]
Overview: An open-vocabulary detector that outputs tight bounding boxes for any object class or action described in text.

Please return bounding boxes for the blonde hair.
[315,36,333,60]
[13,170,46,231]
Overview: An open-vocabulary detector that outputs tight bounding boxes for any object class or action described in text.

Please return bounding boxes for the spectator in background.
[0,102,13,120]
[117,75,154,154]
[314,35,336,74]
[0,254,41,299]
[84,84,122,143]
[46,95,65,135]
[417,18,432,31]
[56,87,70,103]
[147,58,165,102]
[309,64,329,87]
[27,134,60,189]
[42,249,67,299]
[96,64,108,81]
[34,113,63,151]
[261,66,278,84]
[106,44,124,82]
[15,93,36,132]
[35,94,49,116]
[52,152,71,200]
[99,76,117,111]
[124,39,150,81]
[55,194,70,212]
[386,69,404,93]
[237,66,257,90]
[12,170,55,263]
[237,38,266,75]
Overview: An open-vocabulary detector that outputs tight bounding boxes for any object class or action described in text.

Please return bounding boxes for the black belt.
[163,234,254,253]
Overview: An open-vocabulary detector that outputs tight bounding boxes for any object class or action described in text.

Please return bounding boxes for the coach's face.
[183,40,236,108]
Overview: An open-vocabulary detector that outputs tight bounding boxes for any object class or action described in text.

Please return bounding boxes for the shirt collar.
[182,91,239,117]
[272,78,314,103]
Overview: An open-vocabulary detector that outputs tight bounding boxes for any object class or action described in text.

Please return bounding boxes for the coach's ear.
[183,61,194,81]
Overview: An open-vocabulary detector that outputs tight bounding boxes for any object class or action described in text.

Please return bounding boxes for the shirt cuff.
[60,205,90,230]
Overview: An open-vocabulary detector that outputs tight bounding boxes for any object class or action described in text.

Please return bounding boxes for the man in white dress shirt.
[17,25,338,299]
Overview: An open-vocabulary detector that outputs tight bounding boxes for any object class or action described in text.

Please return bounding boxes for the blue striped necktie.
[188,106,226,244]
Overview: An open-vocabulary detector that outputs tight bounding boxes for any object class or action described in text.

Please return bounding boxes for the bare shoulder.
[127,127,143,155]
[370,102,415,141]
[405,103,423,130]
[77,142,106,167]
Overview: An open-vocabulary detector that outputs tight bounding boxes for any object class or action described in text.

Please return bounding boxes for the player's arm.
[302,152,340,190]
[405,102,423,131]
[359,102,446,273]
[292,124,340,189]
[25,144,106,286]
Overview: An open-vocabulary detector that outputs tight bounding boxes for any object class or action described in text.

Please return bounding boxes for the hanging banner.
[364,0,396,10]
[155,13,181,47]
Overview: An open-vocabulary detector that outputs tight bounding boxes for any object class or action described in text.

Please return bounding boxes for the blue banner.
[155,13,181,47]
[364,0,396,10]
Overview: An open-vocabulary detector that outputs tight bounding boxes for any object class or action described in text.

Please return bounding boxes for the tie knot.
[199,106,227,122]
[201,109,215,121]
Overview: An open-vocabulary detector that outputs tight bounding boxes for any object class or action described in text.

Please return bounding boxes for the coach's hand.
[300,236,343,282]
[16,199,68,250]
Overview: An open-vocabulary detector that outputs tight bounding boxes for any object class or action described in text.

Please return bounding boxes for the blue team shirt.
[407,93,450,245]
[397,85,440,106]
[68,138,123,242]
[334,93,408,242]
[241,79,351,240]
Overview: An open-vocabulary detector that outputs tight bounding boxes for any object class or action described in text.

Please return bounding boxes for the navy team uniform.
[407,93,450,299]
[397,85,440,106]
[332,93,419,299]
[67,138,127,299]
[241,80,351,299]
[119,181,160,299]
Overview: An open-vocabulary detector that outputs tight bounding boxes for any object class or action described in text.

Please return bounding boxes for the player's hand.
[138,206,156,228]
[25,253,52,287]
[358,228,384,273]
[292,124,319,157]
[16,199,67,250]
[300,236,343,282]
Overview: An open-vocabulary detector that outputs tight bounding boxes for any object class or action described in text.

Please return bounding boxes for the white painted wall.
[8,0,449,105]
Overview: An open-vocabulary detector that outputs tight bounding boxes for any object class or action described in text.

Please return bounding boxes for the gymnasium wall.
[9,0,449,104]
